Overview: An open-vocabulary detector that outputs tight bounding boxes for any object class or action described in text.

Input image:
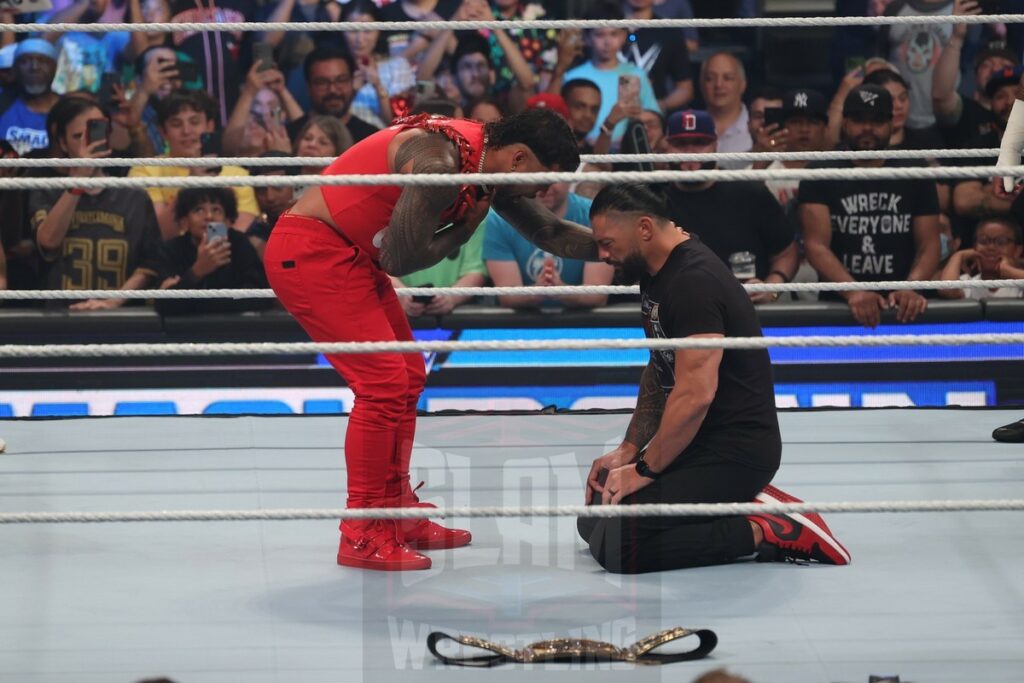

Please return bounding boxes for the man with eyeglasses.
[286,46,380,145]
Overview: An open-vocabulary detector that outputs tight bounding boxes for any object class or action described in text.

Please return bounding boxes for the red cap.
[526,93,570,121]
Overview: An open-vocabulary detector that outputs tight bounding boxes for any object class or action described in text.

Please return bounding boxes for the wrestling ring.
[1,10,1024,683]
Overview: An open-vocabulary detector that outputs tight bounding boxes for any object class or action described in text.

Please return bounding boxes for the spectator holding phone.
[128,90,259,239]
[342,0,416,126]
[558,2,660,149]
[155,187,271,315]
[222,61,303,157]
[747,86,785,159]
[31,95,161,310]
[125,46,188,157]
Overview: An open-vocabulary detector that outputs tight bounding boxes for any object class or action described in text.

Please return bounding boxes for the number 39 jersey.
[30,188,162,292]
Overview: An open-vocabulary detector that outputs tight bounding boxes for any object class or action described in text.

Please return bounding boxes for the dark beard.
[615,250,648,285]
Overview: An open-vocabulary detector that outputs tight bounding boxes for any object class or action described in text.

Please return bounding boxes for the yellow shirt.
[127,161,259,216]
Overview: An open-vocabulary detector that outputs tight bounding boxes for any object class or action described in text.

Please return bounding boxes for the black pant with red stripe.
[577,446,776,574]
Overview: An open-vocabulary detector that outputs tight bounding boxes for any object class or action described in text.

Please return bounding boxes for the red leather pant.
[265,214,426,508]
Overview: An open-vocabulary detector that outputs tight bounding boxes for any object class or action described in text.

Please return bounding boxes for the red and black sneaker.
[756,484,837,537]
[748,512,851,565]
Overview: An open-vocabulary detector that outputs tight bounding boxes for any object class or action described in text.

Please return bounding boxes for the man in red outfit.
[265,109,598,571]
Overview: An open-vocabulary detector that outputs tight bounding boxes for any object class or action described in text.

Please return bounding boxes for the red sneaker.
[756,483,836,536]
[748,512,852,565]
[337,520,432,571]
[395,482,472,551]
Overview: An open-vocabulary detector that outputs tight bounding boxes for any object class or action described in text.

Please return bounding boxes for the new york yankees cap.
[781,88,828,123]
[842,84,893,121]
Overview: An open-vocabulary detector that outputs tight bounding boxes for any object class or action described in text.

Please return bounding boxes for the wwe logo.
[794,92,808,108]
[859,90,879,106]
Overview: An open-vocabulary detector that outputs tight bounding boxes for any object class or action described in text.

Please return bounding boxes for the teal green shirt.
[401,224,487,288]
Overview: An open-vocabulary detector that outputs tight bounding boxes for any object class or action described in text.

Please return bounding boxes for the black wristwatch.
[634,453,661,479]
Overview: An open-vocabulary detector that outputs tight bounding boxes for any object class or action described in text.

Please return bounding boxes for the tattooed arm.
[584,361,666,502]
[379,132,481,277]
[623,362,667,451]
[491,193,601,261]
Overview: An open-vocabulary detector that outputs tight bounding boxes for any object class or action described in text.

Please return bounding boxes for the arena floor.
[1,410,1022,683]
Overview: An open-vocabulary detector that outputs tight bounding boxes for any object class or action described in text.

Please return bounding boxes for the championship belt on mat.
[426,626,718,667]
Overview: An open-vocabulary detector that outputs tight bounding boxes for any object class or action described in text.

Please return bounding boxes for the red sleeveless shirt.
[319,115,486,262]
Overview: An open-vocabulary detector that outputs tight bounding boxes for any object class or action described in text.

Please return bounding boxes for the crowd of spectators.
[0,0,1022,327]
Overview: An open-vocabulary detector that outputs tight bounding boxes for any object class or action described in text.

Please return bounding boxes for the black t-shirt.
[156,228,271,315]
[380,0,460,58]
[663,181,794,280]
[29,187,162,293]
[287,113,380,145]
[942,130,998,244]
[169,0,254,126]
[798,159,939,281]
[939,96,997,150]
[640,237,781,470]
[624,21,692,101]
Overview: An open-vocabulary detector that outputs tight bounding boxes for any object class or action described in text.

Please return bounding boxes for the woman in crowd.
[342,0,416,126]
[291,114,352,197]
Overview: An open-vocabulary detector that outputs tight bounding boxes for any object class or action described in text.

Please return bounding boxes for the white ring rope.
[1,334,1021,359]
[0,165,1020,191]
[0,15,1021,34]
[0,500,1021,525]
[0,149,1004,170]
[2,280,1022,300]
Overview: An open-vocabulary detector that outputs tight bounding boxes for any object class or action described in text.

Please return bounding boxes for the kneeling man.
[580,183,851,574]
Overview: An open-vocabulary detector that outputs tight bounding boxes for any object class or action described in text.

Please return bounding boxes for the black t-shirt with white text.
[663,181,795,280]
[798,159,939,281]
[640,237,780,471]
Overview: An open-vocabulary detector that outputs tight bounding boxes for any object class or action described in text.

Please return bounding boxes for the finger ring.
[769,139,776,147]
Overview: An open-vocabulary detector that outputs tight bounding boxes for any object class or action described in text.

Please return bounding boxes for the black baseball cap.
[974,41,1019,70]
[781,88,828,123]
[985,65,1024,98]
[842,84,893,121]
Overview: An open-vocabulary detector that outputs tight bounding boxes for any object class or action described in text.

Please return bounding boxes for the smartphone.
[416,80,438,100]
[206,222,229,243]
[96,72,118,113]
[844,56,866,73]
[253,42,275,72]
[763,107,787,129]
[200,131,222,156]
[977,0,1001,13]
[86,118,110,153]
[617,74,641,109]
[412,283,436,305]
[176,61,200,84]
